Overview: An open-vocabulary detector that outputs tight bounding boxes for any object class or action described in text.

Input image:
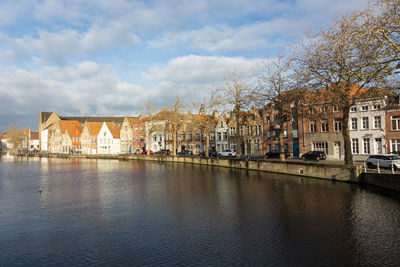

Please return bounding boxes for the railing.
[362,161,399,174]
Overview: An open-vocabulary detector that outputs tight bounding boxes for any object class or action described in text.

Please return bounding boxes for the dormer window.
[361,106,368,111]
[104,132,106,137]
[350,106,357,112]
[373,104,381,110]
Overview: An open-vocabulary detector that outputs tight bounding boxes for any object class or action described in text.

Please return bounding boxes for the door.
[375,138,382,154]
[293,142,299,158]
[333,142,341,159]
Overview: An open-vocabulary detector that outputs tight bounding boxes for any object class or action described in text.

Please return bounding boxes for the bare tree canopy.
[294,0,400,165]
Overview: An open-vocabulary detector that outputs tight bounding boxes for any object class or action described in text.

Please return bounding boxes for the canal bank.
[6,152,400,192]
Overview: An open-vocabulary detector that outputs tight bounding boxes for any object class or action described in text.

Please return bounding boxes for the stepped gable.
[61,116,125,124]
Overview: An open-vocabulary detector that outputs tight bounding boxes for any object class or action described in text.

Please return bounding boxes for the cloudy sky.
[0,0,369,131]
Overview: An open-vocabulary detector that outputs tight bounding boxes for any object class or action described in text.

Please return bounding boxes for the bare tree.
[221,71,254,157]
[6,126,26,152]
[166,94,186,156]
[256,55,301,161]
[294,7,399,165]
[191,89,221,155]
[142,101,164,155]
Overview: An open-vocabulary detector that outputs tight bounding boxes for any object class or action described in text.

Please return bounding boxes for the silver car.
[366,154,400,170]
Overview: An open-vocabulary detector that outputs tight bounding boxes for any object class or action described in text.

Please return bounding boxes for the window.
[266,116,270,124]
[392,116,400,130]
[391,139,400,153]
[333,106,339,112]
[361,105,368,111]
[267,131,271,139]
[230,127,235,136]
[373,104,381,110]
[154,135,157,141]
[181,134,185,141]
[220,121,224,128]
[352,138,359,154]
[217,132,221,141]
[104,132,106,137]
[363,138,370,154]
[310,120,317,132]
[283,130,288,139]
[223,132,228,140]
[374,116,381,129]
[312,142,328,153]
[254,139,260,151]
[321,120,328,132]
[267,144,271,152]
[284,143,288,152]
[350,106,357,112]
[273,144,280,151]
[362,117,369,130]
[255,125,261,135]
[334,119,341,131]
[273,130,279,140]
[231,142,237,150]
[322,106,328,113]
[351,118,358,130]
[210,133,215,140]
[248,126,253,136]
[125,126,128,131]
[188,134,192,141]
[239,126,243,136]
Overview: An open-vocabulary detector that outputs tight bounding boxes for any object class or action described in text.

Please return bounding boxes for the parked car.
[265,151,290,159]
[217,149,237,157]
[366,154,400,170]
[301,151,326,160]
[141,150,153,155]
[154,149,170,155]
[177,150,193,156]
[197,150,218,157]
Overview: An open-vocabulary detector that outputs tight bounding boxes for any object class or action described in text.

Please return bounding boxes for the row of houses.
[3,89,399,159]
[0,129,39,151]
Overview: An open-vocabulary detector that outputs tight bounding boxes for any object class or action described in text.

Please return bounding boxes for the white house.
[215,115,229,152]
[350,97,387,158]
[145,120,166,152]
[97,122,121,154]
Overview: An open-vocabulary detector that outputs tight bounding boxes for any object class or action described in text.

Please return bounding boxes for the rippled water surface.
[1,155,400,266]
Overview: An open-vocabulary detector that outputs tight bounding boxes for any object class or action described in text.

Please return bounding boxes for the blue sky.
[0,0,369,131]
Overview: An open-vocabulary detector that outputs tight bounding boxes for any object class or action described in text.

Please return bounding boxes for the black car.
[265,151,290,158]
[177,150,193,156]
[301,151,326,160]
[198,150,218,157]
[154,149,170,155]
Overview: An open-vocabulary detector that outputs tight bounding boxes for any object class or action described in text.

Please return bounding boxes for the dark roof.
[60,116,125,124]
[41,112,52,124]
[30,131,39,139]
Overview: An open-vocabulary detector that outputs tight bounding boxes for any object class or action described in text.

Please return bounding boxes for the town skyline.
[0,0,370,131]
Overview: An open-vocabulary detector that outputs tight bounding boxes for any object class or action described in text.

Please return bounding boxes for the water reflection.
[0,157,399,266]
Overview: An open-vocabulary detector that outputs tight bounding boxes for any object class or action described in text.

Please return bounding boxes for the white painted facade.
[145,121,166,152]
[349,97,387,157]
[97,123,120,154]
[215,117,229,152]
[41,129,48,151]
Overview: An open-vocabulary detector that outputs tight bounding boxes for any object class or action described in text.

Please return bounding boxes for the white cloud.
[0,62,149,129]
[142,55,263,95]
[0,22,140,65]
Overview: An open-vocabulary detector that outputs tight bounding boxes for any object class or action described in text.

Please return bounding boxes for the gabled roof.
[41,111,53,124]
[61,116,125,124]
[110,125,121,138]
[86,122,104,136]
[60,120,81,135]
[30,131,39,140]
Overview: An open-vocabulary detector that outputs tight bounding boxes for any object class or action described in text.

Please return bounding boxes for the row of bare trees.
[142,0,399,164]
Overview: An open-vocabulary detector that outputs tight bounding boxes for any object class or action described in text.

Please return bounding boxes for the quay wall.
[13,153,400,191]
[361,173,400,192]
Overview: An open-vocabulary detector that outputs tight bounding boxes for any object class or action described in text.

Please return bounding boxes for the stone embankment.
[6,152,400,192]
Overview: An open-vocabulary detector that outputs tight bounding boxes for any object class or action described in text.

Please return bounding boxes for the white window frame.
[373,116,381,129]
[351,118,358,130]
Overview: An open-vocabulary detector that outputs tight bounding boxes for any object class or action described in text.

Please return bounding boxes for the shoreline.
[3,152,400,192]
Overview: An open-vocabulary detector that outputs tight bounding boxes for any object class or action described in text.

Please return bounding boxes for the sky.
[0,0,370,131]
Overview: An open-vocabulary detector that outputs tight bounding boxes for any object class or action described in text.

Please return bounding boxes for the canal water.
[0,156,399,266]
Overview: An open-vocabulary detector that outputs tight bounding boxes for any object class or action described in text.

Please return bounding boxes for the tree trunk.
[279,128,286,161]
[342,106,353,165]
[235,113,241,158]
[147,133,152,155]
[173,129,177,156]
[206,128,210,156]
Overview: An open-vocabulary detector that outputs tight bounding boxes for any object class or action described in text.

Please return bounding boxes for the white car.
[366,154,400,170]
[218,149,237,157]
